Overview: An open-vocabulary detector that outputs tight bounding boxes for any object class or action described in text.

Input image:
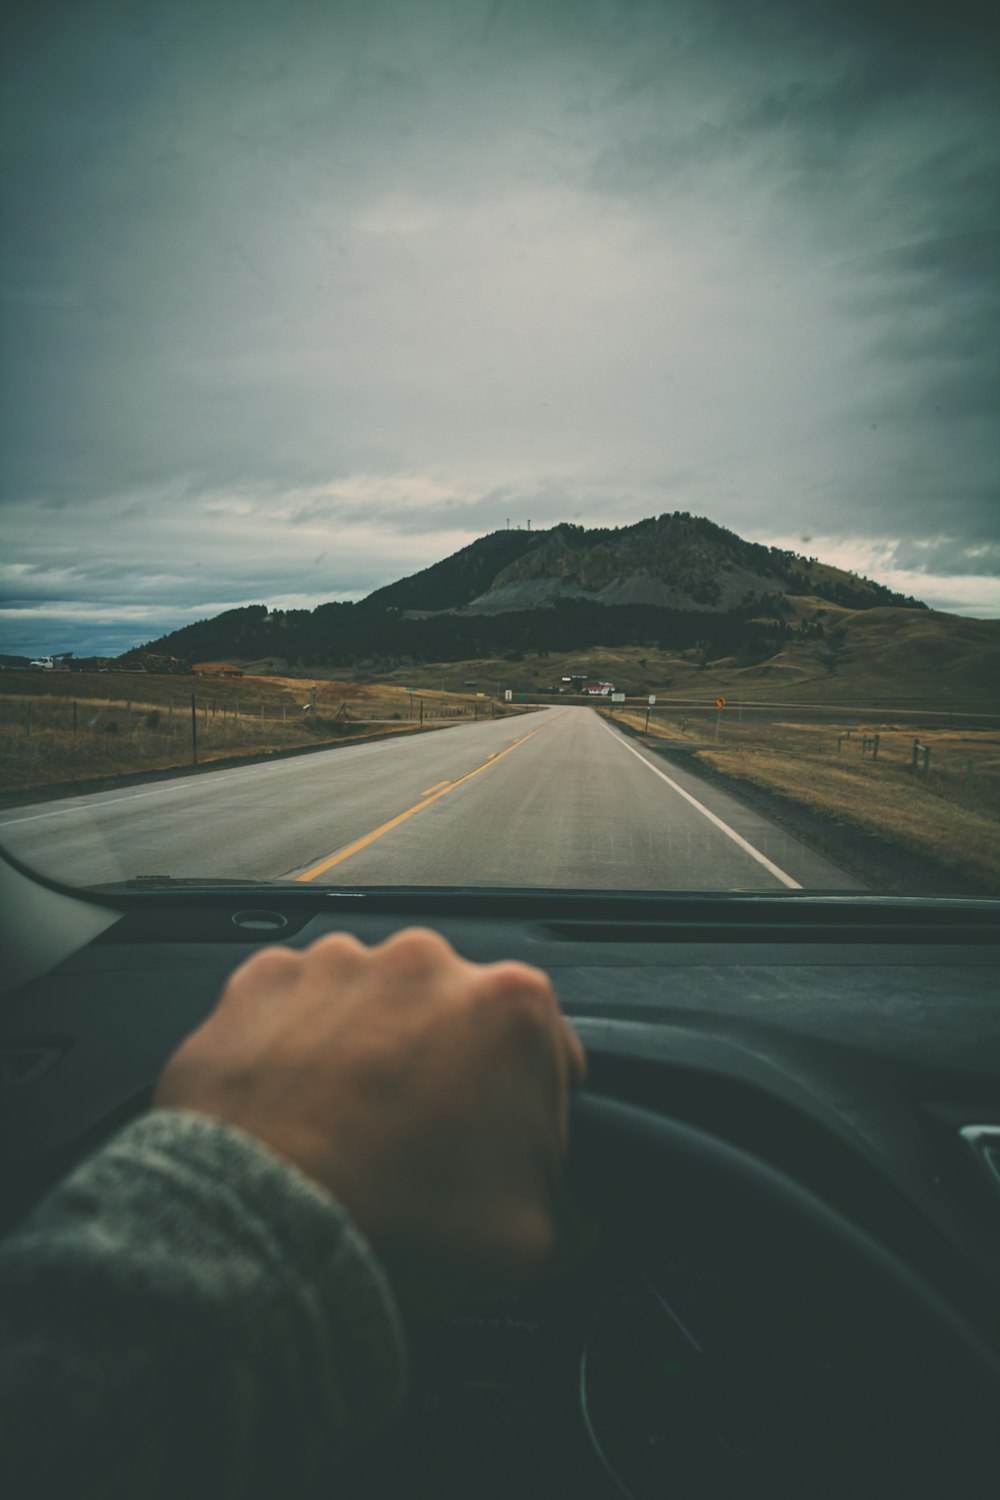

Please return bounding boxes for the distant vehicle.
[585,682,615,696]
[29,656,54,671]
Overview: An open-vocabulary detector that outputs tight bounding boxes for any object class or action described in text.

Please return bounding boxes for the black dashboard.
[2,862,999,1498]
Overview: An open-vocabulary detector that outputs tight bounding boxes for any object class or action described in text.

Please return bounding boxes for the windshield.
[1,1,998,898]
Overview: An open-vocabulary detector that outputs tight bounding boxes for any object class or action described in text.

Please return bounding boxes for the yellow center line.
[421,780,451,794]
[296,724,549,881]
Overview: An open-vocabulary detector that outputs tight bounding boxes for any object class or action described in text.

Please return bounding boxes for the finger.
[376,926,461,979]
[306,931,371,971]
[562,1018,587,1090]
[220,945,302,1007]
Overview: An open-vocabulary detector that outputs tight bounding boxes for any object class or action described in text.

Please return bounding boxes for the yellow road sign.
[715,697,726,709]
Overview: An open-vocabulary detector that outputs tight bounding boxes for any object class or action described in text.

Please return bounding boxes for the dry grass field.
[0,672,509,798]
[609,707,1000,889]
[368,603,1000,715]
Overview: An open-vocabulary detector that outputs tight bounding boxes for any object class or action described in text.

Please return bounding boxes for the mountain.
[131,512,928,670]
[359,528,539,614]
[457,515,917,614]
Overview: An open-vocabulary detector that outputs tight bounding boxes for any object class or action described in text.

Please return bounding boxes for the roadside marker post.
[190,693,198,766]
[714,696,726,743]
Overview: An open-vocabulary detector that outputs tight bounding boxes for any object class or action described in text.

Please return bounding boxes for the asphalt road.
[0,707,862,892]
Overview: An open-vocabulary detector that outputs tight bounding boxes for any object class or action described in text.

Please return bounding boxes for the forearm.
[0,1110,408,1500]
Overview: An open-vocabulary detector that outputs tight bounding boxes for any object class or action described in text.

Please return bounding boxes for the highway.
[0,707,861,891]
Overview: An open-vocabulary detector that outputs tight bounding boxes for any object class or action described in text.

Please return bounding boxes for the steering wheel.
[567,1094,1000,1499]
[346,1092,1000,1500]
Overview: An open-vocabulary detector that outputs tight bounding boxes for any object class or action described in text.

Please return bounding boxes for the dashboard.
[2,851,1000,1498]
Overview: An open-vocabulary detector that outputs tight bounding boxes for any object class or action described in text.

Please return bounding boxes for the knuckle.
[483,960,553,1005]
[382,926,453,968]
[309,932,367,964]
[228,945,299,991]
[476,962,554,1031]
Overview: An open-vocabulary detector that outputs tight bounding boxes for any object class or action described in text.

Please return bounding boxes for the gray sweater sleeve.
[0,1109,409,1500]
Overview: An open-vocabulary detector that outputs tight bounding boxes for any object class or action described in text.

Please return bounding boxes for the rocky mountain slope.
[459,515,918,614]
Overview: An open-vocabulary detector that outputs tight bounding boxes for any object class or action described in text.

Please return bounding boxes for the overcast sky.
[2,0,998,657]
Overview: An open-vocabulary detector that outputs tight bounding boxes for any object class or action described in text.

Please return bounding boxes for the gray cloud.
[887,536,1000,579]
[2,0,998,655]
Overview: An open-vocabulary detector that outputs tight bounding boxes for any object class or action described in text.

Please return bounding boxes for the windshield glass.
[1,1,998,897]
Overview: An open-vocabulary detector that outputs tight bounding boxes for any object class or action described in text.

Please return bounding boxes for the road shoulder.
[606,716,991,897]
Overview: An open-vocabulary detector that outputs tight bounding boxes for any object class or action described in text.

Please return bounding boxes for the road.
[0,707,861,891]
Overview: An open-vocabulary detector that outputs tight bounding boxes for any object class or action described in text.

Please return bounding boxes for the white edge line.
[601,718,802,890]
[0,783,191,827]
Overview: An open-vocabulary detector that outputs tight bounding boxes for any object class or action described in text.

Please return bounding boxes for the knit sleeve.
[0,1108,409,1500]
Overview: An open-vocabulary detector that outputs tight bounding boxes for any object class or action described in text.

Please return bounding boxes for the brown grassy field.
[609,706,1000,889]
[364,602,1000,716]
[0,672,511,798]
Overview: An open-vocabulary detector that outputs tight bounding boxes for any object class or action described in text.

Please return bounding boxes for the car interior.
[3,846,998,1499]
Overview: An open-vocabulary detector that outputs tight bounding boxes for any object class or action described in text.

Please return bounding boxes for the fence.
[0,689,515,793]
[611,703,1000,818]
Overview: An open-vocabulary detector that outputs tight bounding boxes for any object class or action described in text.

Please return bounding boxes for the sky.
[2,0,998,658]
